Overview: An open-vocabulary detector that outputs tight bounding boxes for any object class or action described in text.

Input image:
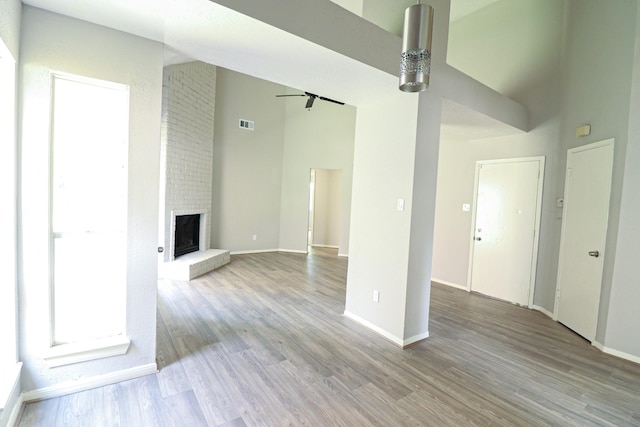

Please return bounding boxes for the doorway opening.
[307,168,342,252]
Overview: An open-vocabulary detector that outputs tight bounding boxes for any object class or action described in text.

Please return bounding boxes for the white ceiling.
[22,0,520,140]
[330,0,504,36]
[22,0,397,107]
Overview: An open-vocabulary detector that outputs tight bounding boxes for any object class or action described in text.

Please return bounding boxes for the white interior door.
[469,158,544,306]
[555,139,614,341]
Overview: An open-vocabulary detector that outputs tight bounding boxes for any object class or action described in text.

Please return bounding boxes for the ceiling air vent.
[239,119,254,130]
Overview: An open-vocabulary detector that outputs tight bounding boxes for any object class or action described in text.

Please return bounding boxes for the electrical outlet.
[373,290,379,303]
[252,234,257,241]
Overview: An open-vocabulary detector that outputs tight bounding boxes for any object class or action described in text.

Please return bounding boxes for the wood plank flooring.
[18,248,640,426]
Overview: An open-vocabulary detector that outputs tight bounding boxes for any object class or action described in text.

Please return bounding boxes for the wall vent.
[239,119,254,130]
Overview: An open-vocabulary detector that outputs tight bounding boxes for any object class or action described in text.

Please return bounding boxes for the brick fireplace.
[159,61,229,279]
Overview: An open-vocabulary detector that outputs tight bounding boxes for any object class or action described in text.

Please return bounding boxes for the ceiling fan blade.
[276,91,343,108]
[317,95,345,105]
[305,95,316,109]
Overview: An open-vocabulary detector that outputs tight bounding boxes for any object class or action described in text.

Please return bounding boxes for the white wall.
[433,0,564,311]
[606,2,640,358]
[433,0,640,362]
[279,91,356,255]
[403,89,443,341]
[211,68,286,252]
[344,0,453,346]
[345,92,419,341]
[558,0,637,344]
[19,7,163,391]
[0,0,21,424]
[312,169,341,248]
[0,0,21,58]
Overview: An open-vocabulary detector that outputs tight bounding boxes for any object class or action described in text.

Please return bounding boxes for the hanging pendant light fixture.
[399,3,434,93]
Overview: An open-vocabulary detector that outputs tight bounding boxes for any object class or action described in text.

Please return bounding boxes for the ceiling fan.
[276,91,345,109]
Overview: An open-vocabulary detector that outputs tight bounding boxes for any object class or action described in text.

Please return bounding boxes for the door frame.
[466,156,546,307]
[307,168,316,247]
[552,138,614,340]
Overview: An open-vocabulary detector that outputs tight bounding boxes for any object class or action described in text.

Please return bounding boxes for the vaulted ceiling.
[22,0,533,139]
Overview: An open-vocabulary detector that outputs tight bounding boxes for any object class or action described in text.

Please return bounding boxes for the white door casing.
[555,139,614,342]
[468,157,545,306]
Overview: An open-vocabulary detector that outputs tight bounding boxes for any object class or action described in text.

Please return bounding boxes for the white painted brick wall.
[160,61,216,261]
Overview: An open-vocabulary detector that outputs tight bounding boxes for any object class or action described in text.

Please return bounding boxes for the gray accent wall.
[211,69,356,255]
[211,68,286,253]
[279,90,356,255]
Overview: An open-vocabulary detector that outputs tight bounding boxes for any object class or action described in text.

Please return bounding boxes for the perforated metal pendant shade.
[399,4,434,93]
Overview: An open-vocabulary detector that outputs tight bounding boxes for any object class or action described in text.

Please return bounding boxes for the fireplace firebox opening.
[174,214,200,258]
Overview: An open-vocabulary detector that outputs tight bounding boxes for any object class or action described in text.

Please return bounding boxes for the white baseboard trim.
[431,278,468,291]
[337,253,349,258]
[21,363,157,403]
[230,249,279,255]
[593,342,640,365]
[343,311,429,348]
[402,331,430,348]
[343,311,403,347]
[278,249,308,254]
[229,249,311,256]
[0,362,22,427]
[311,244,339,249]
[531,305,554,319]
[4,394,23,427]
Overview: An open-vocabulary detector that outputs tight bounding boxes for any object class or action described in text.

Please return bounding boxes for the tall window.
[0,40,18,398]
[50,74,129,346]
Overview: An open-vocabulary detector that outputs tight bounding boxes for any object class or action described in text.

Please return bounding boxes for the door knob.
[474,237,482,241]
[588,250,600,257]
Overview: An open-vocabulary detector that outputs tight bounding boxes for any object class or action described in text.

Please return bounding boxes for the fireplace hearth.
[174,214,200,258]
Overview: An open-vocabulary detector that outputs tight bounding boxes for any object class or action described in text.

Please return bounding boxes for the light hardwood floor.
[18,248,640,426]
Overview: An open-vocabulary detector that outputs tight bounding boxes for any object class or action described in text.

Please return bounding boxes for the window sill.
[44,335,130,368]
